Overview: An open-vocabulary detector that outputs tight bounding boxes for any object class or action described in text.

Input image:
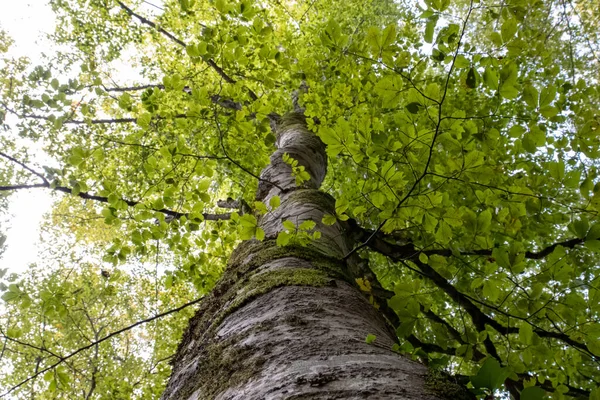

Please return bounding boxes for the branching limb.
[0,152,48,184]
[342,0,476,262]
[349,218,585,262]
[114,1,258,101]
[0,153,231,220]
[213,106,284,191]
[0,297,204,398]
[0,103,145,124]
[0,329,62,360]
[354,222,596,357]
[217,198,251,214]
[0,182,231,221]
[101,84,246,112]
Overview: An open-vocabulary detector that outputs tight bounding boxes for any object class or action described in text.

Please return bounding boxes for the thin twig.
[0,297,204,398]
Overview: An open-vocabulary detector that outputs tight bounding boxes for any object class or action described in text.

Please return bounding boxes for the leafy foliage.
[0,0,599,398]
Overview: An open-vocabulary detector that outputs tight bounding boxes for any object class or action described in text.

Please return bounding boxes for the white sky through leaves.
[0,0,55,273]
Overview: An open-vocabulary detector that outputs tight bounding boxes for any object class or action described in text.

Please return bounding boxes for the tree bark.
[161,114,457,399]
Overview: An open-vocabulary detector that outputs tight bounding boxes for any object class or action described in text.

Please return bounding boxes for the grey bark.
[161,114,452,399]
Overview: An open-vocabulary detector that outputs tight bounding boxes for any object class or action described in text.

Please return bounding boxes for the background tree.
[0,0,599,398]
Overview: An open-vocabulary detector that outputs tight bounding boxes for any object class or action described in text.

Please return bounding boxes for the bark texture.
[161,113,456,399]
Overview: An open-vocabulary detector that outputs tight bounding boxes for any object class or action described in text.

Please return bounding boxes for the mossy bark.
[161,113,447,400]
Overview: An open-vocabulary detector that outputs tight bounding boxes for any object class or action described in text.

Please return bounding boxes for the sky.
[0,0,165,274]
[0,0,56,273]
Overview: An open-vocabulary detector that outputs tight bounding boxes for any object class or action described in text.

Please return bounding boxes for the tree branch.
[0,182,231,221]
[0,103,143,124]
[102,85,246,112]
[114,1,258,101]
[348,220,595,358]
[213,106,284,191]
[0,152,48,184]
[0,331,62,360]
[349,219,585,262]
[0,297,204,398]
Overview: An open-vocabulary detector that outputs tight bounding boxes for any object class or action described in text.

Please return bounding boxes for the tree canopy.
[0,0,599,398]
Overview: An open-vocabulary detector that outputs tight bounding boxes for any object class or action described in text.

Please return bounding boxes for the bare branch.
[114,1,258,101]
[0,152,49,184]
[0,330,62,360]
[213,106,284,191]
[0,182,231,221]
[0,297,204,398]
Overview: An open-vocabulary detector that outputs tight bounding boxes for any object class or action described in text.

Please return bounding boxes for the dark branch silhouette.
[115,0,258,101]
[349,218,586,262]
[350,218,596,358]
[0,297,204,398]
[0,152,231,221]
[0,182,231,221]
[103,85,245,112]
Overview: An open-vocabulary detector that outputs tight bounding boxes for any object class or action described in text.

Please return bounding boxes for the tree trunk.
[161,114,456,399]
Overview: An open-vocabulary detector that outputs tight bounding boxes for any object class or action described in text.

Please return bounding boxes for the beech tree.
[1,0,599,398]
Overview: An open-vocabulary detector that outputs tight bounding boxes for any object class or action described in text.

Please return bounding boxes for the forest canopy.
[0,0,599,398]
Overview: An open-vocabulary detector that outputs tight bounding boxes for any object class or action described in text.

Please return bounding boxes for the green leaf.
[56,369,70,387]
[365,333,376,344]
[590,388,600,400]
[492,247,510,269]
[269,196,280,210]
[240,214,258,228]
[465,67,477,89]
[405,102,421,114]
[508,125,525,138]
[483,68,499,90]
[44,371,54,382]
[454,55,469,69]
[519,323,533,345]
[483,280,500,301]
[299,220,316,230]
[381,24,396,48]
[253,201,268,215]
[490,31,503,47]
[186,44,199,58]
[282,220,296,231]
[425,18,437,44]
[6,327,23,338]
[276,231,291,246]
[548,160,565,180]
[499,83,519,99]
[501,17,517,42]
[322,214,337,226]
[539,85,556,107]
[520,386,545,400]
[335,197,349,215]
[137,112,152,129]
[374,75,404,108]
[435,220,452,245]
[573,218,589,239]
[588,337,600,356]
[587,223,600,240]
[477,209,492,231]
[255,227,265,241]
[522,85,539,108]
[215,0,226,12]
[471,358,508,391]
[539,106,558,119]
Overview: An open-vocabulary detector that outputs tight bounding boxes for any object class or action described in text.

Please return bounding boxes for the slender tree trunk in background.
[161,114,449,399]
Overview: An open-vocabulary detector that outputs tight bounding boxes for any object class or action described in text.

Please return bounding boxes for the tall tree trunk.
[161,114,456,399]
